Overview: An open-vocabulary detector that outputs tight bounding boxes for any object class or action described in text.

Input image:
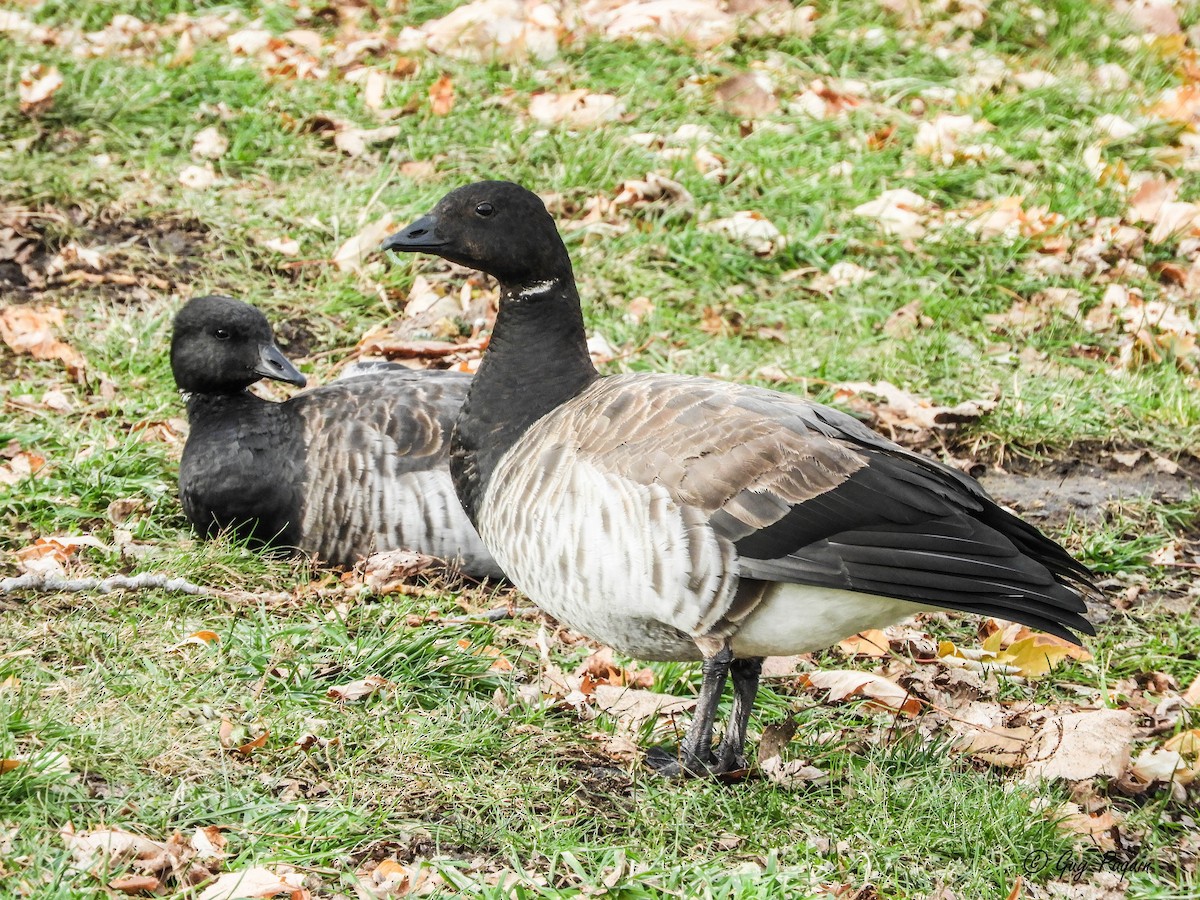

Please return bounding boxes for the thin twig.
[0,572,288,603]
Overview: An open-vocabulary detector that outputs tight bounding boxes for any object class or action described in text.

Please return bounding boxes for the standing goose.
[381,182,1096,777]
[172,294,502,577]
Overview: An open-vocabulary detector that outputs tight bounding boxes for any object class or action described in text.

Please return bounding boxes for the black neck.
[184,389,267,421]
[451,278,599,523]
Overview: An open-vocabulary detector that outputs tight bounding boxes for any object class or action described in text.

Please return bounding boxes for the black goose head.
[171,295,306,394]
[381,181,572,289]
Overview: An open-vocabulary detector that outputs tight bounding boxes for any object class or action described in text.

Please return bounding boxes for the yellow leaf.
[1001,634,1091,677]
[1164,728,1200,759]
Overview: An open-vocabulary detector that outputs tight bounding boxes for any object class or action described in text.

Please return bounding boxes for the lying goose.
[172,294,502,577]
[382,182,1096,777]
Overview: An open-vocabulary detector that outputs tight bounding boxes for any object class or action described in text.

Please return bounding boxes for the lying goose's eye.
[475,202,494,217]
[213,328,231,341]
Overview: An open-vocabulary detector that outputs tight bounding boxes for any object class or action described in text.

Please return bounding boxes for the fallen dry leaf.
[913,113,997,166]
[412,0,561,63]
[197,866,309,900]
[191,125,228,160]
[1147,83,1200,125]
[1053,803,1120,852]
[167,630,221,652]
[429,73,455,116]
[0,449,48,486]
[808,261,876,293]
[833,381,996,434]
[63,826,168,873]
[853,188,931,239]
[333,124,402,157]
[108,874,161,895]
[702,210,786,255]
[218,718,269,754]
[1128,747,1198,789]
[714,71,778,118]
[260,236,300,256]
[0,305,85,380]
[837,629,890,657]
[327,674,391,702]
[18,63,63,115]
[361,548,437,592]
[586,0,737,49]
[798,670,922,716]
[178,163,217,190]
[1183,673,1200,707]
[333,215,396,273]
[940,629,1091,678]
[528,90,624,128]
[1,751,70,776]
[591,684,695,732]
[1023,708,1136,783]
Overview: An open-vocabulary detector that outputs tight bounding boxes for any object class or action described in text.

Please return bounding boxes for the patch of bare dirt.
[979,450,1199,530]
[1,206,208,305]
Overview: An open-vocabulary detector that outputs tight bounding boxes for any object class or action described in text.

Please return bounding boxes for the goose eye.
[213,328,231,341]
[475,202,494,218]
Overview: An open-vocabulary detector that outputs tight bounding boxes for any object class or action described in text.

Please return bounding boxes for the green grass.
[3,0,1200,895]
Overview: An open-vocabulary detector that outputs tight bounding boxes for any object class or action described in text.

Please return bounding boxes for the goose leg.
[645,645,732,777]
[713,656,763,775]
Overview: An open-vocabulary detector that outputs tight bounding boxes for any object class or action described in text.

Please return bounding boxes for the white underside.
[730,582,931,657]
[481,440,934,661]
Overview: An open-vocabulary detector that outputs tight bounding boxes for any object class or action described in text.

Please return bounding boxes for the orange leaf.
[0,305,85,380]
[836,629,890,657]
[109,874,161,895]
[429,73,455,116]
[237,730,269,756]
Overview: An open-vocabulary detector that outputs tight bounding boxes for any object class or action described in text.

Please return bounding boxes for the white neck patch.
[516,279,559,299]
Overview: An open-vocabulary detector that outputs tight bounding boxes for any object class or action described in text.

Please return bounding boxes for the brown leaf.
[109,874,161,895]
[333,124,402,157]
[837,629,890,657]
[1023,709,1136,783]
[62,826,169,873]
[18,63,63,115]
[1130,0,1181,36]
[237,730,268,755]
[1183,673,1200,707]
[362,548,437,592]
[833,381,996,433]
[714,72,778,118]
[0,450,48,486]
[853,189,930,239]
[798,670,922,715]
[702,211,786,255]
[528,90,624,128]
[327,674,391,702]
[333,215,397,272]
[429,73,455,116]
[191,126,228,160]
[1051,799,1121,851]
[196,866,309,900]
[1147,84,1200,123]
[0,305,85,380]
[591,684,695,732]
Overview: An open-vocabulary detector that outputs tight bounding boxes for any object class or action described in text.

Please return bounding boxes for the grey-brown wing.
[293,371,500,575]
[558,374,1094,641]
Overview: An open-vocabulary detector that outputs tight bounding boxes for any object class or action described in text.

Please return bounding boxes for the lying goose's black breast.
[179,394,307,550]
